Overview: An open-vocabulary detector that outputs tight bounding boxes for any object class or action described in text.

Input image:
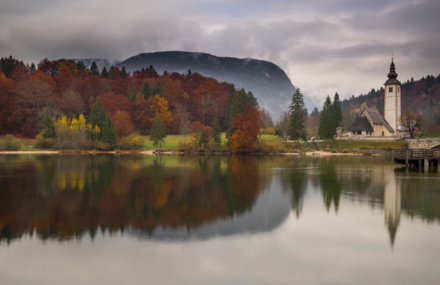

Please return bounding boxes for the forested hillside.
[340,74,440,133]
[0,56,261,151]
[114,51,298,120]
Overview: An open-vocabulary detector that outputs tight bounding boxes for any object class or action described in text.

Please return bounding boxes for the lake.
[1,154,440,285]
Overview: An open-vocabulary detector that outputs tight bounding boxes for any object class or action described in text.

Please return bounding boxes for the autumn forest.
[0,56,265,152]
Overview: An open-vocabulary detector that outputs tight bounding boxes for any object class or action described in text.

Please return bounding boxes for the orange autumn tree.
[112,110,135,138]
[150,94,172,128]
[229,103,260,153]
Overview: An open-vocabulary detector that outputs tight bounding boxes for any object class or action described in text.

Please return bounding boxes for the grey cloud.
[0,0,439,105]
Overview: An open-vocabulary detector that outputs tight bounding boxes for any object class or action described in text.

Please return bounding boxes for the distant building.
[383,59,402,134]
[349,107,394,137]
[338,59,405,141]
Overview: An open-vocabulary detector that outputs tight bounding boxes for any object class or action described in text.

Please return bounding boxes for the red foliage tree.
[190,121,204,141]
[0,74,17,134]
[132,94,153,132]
[229,103,260,153]
[100,93,131,115]
[55,90,84,118]
[112,110,135,138]
[16,77,54,137]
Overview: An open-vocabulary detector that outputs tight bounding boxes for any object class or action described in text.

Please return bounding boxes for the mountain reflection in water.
[1,155,440,247]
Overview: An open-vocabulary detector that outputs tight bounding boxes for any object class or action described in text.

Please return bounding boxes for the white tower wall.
[384,84,401,133]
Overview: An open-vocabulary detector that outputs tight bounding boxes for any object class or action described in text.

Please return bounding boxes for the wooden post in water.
[424,159,429,172]
[405,150,410,168]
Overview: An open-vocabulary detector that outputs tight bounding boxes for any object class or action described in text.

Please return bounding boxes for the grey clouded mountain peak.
[115,51,298,119]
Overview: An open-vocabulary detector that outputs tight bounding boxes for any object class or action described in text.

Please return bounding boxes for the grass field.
[142,133,283,151]
[1,133,405,152]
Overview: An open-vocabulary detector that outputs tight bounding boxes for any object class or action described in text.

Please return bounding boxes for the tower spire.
[387,58,397,80]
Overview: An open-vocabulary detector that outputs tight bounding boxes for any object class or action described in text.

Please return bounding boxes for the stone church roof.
[349,116,374,132]
[363,108,394,133]
[349,108,395,133]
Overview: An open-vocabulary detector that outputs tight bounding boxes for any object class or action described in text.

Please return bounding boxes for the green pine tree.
[318,96,333,139]
[211,112,222,147]
[199,128,208,147]
[50,64,58,77]
[108,66,116,80]
[76,60,87,70]
[101,67,109,78]
[121,66,127,78]
[0,56,16,78]
[88,97,106,134]
[152,81,163,97]
[141,81,150,99]
[89,62,99,76]
[288,88,306,141]
[41,102,57,139]
[130,87,138,103]
[224,85,235,128]
[331,92,343,130]
[101,113,116,144]
[150,117,166,151]
[148,65,157,74]
[30,63,36,73]
[226,88,252,141]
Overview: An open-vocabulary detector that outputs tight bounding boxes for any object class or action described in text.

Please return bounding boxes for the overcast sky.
[1,0,439,108]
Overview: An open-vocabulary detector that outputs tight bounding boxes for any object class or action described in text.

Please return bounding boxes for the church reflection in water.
[0,155,438,246]
[384,172,401,247]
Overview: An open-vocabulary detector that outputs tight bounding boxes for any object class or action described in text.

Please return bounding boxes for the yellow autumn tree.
[55,116,70,143]
[150,94,173,127]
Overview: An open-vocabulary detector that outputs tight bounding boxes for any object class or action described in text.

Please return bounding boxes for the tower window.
[388,87,393,93]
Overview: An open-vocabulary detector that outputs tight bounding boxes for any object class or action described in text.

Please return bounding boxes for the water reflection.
[0,155,281,243]
[0,155,440,247]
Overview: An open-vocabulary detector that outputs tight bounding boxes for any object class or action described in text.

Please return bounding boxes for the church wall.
[384,83,401,133]
[385,84,397,132]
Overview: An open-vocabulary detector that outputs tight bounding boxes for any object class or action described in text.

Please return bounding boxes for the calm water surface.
[1,154,440,285]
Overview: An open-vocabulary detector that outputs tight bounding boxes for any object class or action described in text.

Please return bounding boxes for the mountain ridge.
[111,51,300,119]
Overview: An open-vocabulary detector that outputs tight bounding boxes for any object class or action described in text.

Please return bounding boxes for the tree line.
[276,89,342,141]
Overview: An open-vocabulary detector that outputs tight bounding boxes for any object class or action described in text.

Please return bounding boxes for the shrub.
[119,133,144,150]
[96,141,113,151]
[35,131,56,149]
[331,149,337,153]
[0,135,22,151]
[342,149,349,153]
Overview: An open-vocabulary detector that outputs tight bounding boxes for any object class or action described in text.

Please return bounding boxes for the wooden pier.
[393,149,440,171]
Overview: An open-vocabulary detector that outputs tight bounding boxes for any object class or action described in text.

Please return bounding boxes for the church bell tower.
[384,59,401,134]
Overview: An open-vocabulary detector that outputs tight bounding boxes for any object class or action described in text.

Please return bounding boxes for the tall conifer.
[152,81,163,97]
[101,113,116,144]
[150,117,166,151]
[141,82,150,99]
[211,112,221,147]
[332,92,343,130]
[288,88,306,141]
[89,97,106,133]
[318,96,333,139]
[129,87,138,103]
[89,62,99,76]
[101,67,109,78]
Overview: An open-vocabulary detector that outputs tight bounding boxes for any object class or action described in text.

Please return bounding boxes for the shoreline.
[0,150,388,156]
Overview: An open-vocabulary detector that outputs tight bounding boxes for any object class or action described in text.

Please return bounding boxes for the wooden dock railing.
[393,149,440,160]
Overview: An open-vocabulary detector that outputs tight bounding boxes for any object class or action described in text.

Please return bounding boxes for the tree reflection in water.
[1,155,440,247]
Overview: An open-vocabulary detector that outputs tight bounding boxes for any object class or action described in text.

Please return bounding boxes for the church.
[338,59,405,140]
